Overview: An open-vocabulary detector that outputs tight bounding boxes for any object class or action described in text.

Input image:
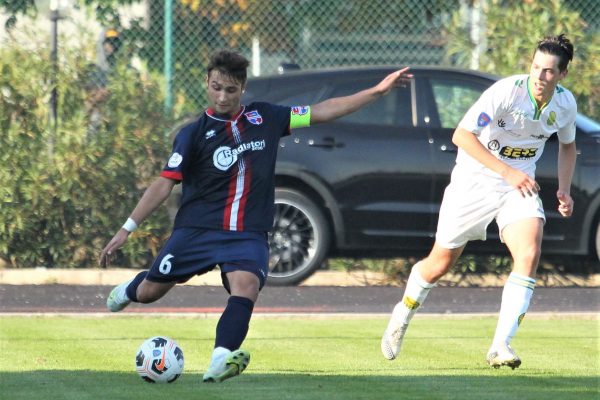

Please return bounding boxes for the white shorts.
[435,174,545,249]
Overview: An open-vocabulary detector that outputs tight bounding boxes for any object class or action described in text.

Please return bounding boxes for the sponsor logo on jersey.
[547,111,556,126]
[499,146,537,159]
[213,140,266,171]
[487,140,500,151]
[477,112,491,127]
[244,110,263,125]
[205,129,216,139]
[291,106,309,115]
[497,118,506,128]
[167,152,183,168]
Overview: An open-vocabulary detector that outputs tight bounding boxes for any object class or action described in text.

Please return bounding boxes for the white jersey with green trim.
[455,74,577,184]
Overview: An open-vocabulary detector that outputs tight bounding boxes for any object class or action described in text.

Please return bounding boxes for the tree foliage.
[0,32,173,268]
[443,0,599,120]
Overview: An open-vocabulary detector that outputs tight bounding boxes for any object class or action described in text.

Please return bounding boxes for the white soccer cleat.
[106,280,132,312]
[203,349,250,383]
[486,343,522,369]
[381,323,408,360]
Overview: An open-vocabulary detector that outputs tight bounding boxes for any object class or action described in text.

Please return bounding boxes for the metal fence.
[1,0,599,118]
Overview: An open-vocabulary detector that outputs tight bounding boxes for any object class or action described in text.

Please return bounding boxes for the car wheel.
[267,188,330,286]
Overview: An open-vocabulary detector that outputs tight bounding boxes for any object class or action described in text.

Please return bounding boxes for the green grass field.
[0,315,598,399]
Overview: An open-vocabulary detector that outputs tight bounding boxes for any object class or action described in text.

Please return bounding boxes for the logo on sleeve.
[244,110,263,125]
[291,106,309,115]
[167,152,183,168]
[477,112,491,127]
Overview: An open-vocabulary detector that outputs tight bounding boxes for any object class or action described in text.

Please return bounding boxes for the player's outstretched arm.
[99,176,176,267]
[309,67,412,125]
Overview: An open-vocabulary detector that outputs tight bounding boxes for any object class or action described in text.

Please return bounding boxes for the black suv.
[170,66,600,285]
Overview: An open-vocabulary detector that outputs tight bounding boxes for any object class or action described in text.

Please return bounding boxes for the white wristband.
[122,217,138,232]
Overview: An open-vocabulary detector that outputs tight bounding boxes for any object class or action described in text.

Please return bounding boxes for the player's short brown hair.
[207,50,250,85]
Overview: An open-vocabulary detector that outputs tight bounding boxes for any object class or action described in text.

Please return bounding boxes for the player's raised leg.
[106,271,175,312]
[487,217,542,369]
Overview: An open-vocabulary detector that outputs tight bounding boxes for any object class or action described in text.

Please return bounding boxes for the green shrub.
[443,0,599,121]
[0,36,174,268]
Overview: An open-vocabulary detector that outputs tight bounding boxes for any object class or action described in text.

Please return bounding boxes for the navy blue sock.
[215,296,255,351]
[125,271,147,302]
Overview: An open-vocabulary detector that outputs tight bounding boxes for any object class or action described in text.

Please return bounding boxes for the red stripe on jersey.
[223,121,236,230]
[223,164,239,230]
[236,161,251,231]
[160,170,182,181]
[235,122,250,231]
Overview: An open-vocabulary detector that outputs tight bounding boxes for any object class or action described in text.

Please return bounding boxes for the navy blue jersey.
[162,102,292,232]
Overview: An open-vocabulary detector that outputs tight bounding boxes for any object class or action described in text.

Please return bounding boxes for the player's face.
[529,51,567,104]
[206,71,245,116]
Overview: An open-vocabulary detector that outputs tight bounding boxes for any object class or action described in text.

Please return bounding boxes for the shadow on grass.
[1,371,598,400]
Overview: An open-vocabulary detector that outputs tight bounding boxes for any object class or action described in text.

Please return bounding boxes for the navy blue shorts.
[146,228,269,290]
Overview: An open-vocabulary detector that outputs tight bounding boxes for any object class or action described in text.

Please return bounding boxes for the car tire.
[267,188,330,286]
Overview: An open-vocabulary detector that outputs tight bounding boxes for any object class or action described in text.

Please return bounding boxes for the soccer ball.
[135,336,184,383]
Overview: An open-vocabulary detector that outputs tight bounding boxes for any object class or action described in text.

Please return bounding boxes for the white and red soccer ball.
[135,336,184,383]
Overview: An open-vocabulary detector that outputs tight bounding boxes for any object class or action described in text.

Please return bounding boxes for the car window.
[430,79,485,128]
[326,79,412,127]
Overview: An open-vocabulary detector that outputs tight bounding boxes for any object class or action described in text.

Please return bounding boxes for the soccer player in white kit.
[381,34,577,369]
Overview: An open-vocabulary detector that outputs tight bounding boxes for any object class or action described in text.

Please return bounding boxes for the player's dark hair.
[535,34,574,72]
[207,49,249,85]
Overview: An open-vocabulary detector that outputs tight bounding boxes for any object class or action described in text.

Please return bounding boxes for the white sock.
[208,346,231,371]
[389,262,436,329]
[492,272,535,346]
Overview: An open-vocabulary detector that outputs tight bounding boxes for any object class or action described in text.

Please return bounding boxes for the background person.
[381,34,577,369]
[83,28,122,134]
[100,49,412,383]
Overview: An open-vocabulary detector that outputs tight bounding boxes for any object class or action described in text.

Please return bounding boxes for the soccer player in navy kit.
[100,49,412,383]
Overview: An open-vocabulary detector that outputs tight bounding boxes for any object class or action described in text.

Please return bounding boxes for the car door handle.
[308,137,344,149]
[440,144,457,153]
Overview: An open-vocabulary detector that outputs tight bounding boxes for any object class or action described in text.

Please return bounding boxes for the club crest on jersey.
[477,112,491,127]
[291,106,309,115]
[244,110,263,125]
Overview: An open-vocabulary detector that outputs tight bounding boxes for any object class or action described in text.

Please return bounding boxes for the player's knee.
[420,258,452,282]
[513,245,541,270]
[230,284,259,302]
